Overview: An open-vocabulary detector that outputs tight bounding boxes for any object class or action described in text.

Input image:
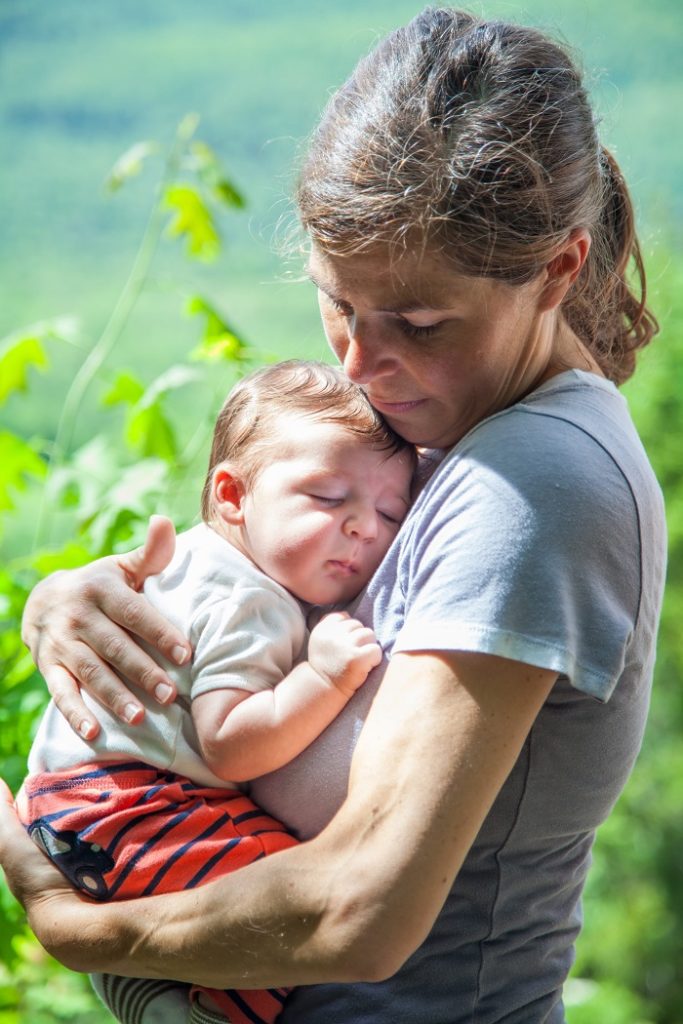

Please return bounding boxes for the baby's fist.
[308,611,382,696]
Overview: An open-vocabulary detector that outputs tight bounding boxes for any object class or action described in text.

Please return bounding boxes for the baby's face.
[240,416,413,605]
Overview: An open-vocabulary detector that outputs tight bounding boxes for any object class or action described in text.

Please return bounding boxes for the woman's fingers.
[44,663,103,740]
[32,578,184,708]
[93,575,191,670]
[20,516,193,733]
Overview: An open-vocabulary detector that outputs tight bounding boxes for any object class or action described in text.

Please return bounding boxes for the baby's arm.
[192,612,381,783]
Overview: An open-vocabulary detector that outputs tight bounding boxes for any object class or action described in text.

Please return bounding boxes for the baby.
[19,360,416,1024]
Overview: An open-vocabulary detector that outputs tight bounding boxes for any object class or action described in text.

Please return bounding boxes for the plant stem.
[33,118,196,549]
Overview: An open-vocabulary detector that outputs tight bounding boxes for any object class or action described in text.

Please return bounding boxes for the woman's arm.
[21,516,192,739]
[1,649,556,986]
[193,613,381,781]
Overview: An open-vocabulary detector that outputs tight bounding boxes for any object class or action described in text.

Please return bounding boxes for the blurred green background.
[1,2,682,1022]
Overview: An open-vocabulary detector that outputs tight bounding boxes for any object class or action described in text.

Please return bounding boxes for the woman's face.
[308,243,560,449]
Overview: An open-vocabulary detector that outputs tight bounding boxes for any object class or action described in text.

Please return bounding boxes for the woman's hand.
[0,778,74,915]
[0,779,132,974]
[21,516,192,740]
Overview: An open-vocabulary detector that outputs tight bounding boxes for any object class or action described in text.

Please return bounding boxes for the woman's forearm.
[5,650,556,990]
[35,837,369,987]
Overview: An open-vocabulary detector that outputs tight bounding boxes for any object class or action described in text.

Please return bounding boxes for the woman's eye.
[397,319,440,339]
[326,295,354,318]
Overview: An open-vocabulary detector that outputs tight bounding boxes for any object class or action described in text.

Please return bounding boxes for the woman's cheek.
[320,313,347,363]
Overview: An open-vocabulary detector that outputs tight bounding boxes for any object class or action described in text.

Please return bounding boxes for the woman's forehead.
[307,244,489,312]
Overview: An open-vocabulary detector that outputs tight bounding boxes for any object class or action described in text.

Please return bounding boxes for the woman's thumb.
[117,515,176,590]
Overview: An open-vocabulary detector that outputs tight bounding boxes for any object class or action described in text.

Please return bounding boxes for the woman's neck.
[540,315,605,386]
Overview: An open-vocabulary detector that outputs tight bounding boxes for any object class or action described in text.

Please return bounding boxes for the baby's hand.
[308,611,382,697]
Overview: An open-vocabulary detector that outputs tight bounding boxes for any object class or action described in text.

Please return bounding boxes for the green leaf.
[0,433,46,512]
[188,141,245,209]
[102,370,146,407]
[186,295,251,363]
[29,542,95,575]
[139,365,204,407]
[192,332,249,363]
[45,435,126,525]
[0,318,79,406]
[126,402,177,460]
[81,459,171,554]
[2,650,36,690]
[163,184,220,260]
[123,364,203,458]
[0,336,49,405]
[106,141,159,192]
[213,178,246,209]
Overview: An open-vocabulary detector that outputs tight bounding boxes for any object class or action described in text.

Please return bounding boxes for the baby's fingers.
[347,623,379,647]
[356,640,383,671]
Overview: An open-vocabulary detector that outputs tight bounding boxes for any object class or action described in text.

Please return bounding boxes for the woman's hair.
[201,360,416,521]
[296,7,657,384]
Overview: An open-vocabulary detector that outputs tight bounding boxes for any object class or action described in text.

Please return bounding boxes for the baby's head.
[202,360,416,605]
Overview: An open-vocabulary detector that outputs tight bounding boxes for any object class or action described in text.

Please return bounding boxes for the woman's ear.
[212,464,247,525]
[538,228,591,312]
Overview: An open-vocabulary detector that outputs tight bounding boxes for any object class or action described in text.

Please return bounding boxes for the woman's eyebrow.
[305,266,444,316]
[305,267,332,295]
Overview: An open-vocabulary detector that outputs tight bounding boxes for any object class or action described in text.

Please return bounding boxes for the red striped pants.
[20,761,298,1024]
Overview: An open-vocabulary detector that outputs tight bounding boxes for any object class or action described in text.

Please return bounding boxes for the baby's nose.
[345,505,379,541]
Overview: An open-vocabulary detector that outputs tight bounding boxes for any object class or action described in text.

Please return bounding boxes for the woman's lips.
[366,396,426,414]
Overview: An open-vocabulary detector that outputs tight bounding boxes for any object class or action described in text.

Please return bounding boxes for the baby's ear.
[212,464,247,524]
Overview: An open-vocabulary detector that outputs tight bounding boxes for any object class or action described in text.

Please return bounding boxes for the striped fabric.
[22,762,297,1024]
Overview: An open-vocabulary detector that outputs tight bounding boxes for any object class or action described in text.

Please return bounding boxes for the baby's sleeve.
[189,582,307,700]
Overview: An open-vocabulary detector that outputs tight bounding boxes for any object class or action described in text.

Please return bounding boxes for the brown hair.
[201,360,416,521]
[296,7,657,384]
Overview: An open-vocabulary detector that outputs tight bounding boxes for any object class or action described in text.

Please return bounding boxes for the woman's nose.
[341,316,394,385]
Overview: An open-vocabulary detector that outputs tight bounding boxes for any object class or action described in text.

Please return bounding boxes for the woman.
[0,8,666,1023]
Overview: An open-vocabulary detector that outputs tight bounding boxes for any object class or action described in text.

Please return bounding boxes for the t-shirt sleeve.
[188,582,306,700]
[394,411,642,700]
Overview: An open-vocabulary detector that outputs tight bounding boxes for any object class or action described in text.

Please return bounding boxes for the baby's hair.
[201,359,416,521]
[296,7,657,385]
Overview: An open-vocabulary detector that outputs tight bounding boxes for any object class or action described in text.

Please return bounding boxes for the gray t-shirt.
[252,370,666,1023]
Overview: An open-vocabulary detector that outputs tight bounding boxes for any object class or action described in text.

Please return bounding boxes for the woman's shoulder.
[435,370,660,509]
[404,371,664,578]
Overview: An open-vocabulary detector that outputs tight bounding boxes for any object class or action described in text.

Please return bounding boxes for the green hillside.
[1,0,681,416]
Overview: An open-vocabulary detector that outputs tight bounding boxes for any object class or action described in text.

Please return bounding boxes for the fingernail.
[172,644,189,665]
[123,703,142,724]
[79,719,94,739]
[154,682,174,703]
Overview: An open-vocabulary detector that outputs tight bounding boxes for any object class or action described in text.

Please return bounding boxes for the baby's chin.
[295,579,371,609]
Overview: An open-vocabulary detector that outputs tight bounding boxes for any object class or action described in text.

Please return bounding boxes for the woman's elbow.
[321,889,420,983]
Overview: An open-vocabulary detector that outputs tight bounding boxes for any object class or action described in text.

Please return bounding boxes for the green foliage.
[566,247,683,1024]
[0,932,107,1024]
[0,118,262,1021]
[0,433,46,515]
[0,336,49,406]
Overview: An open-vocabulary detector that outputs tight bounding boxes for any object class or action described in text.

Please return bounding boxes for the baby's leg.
[90,973,193,1024]
[20,764,297,1023]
